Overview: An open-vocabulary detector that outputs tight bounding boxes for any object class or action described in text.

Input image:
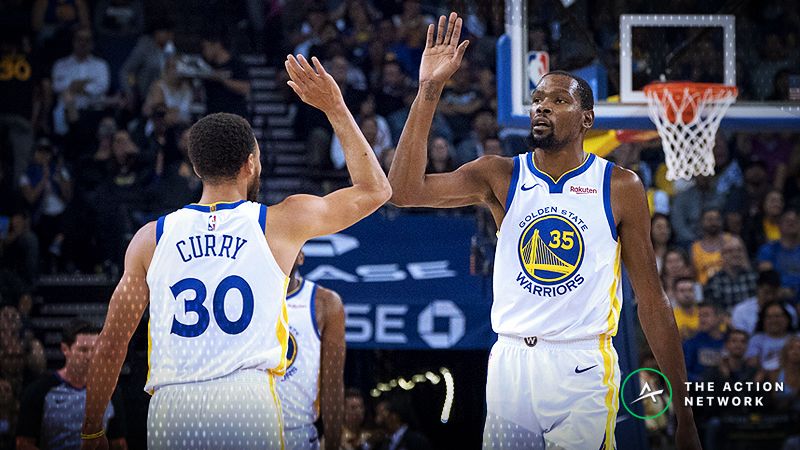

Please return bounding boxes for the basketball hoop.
[643,82,737,181]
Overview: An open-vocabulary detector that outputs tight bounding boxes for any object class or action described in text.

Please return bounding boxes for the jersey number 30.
[170,275,254,337]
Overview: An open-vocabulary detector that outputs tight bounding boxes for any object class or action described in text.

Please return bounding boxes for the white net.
[644,84,737,181]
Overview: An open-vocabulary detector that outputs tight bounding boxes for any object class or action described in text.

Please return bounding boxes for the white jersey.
[493,152,623,340]
[144,200,290,393]
[277,278,322,431]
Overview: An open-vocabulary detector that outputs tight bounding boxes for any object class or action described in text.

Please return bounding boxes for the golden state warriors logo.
[286,332,298,369]
[518,214,584,285]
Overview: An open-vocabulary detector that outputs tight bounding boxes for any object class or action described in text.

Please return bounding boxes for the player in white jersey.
[80,55,391,450]
[388,13,701,450]
[277,250,345,450]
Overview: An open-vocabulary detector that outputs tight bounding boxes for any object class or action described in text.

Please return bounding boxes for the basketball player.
[388,13,701,449]
[80,55,391,450]
[277,250,345,450]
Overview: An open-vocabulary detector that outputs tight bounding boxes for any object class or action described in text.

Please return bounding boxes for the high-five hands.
[284,54,345,113]
[419,12,470,85]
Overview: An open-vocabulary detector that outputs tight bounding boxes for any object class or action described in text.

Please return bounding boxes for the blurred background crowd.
[0,0,798,448]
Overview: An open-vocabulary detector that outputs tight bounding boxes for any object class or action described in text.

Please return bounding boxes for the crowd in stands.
[0,0,798,448]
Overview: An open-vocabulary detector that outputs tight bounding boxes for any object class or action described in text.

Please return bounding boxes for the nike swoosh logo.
[575,364,598,374]
[521,183,539,191]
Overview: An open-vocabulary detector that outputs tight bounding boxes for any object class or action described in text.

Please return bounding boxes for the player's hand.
[675,418,702,450]
[284,54,345,114]
[80,436,109,450]
[419,12,469,85]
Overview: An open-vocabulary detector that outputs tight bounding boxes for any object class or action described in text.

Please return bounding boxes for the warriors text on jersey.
[277,278,322,430]
[493,152,622,340]
[144,200,289,393]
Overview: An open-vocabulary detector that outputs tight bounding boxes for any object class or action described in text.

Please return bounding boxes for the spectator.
[331,115,386,170]
[731,269,797,334]
[51,27,110,136]
[672,277,700,340]
[142,56,193,126]
[453,109,498,166]
[751,190,786,245]
[712,133,743,198]
[0,306,45,398]
[437,59,482,140]
[16,320,127,450]
[0,33,47,185]
[93,0,144,39]
[426,136,456,174]
[660,247,694,301]
[683,302,726,382]
[19,138,72,271]
[375,59,410,118]
[671,176,724,247]
[374,394,432,450]
[387,88,452,145]
[200,34,251,118]
[481,135,504,157]
[651,213,672,273]
[32,0,90,66]
[690,209,731,285]
[291,7,330,59]
[342,387,374,450]
[746,301,796,371]
[118,18,175,105]
[704,235,758,311]
[768,335,800,412]
[724,159,771,241]
[0,208,39,291]
[757,208,800,302]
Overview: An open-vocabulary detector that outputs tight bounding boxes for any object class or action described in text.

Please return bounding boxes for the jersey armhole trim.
[504,155,520,212]
[155,215,166,244]
[310,286,321,340]
[602,162,618,241]
[259,204,267,234]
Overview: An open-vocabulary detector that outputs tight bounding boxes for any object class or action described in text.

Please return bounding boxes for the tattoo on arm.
[423,81,442,101]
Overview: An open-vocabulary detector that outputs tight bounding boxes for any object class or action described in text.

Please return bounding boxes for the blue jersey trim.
[155,216,166,244]
[526,152,596,194]
[258,204,267,233]
[286,279,305,300]
[504,156,520,211]
[183,200,247,212]
[310,285,321,340]
[603,162,618,241]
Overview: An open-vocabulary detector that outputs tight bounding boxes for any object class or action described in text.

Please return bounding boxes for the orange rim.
[643,82,738,99]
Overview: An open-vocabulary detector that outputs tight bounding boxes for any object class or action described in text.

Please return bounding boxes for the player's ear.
[246,153,256,176]
[582,109,594,131]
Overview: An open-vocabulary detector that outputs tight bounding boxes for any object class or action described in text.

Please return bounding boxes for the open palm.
[419,12,470,84]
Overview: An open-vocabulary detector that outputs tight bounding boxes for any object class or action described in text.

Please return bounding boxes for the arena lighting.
[440,368,455,424]
[370,389,381,398]
[370,368,452,399]
[398,377,415,390]
[425,371,441,384]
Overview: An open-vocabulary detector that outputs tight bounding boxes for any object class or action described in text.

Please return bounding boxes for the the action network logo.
[569,186,598,195]
[620,368,673,420]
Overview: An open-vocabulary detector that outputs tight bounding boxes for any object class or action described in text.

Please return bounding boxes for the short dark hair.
[188,113,256,181]
[673,276,696,289]
[757,269,782,288]
[726,329,749,342]
[62,319,100,346]
[540,70,594,110]
[697,301,720,313]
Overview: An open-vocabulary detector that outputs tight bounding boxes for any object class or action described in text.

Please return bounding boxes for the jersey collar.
[526,152,595,194]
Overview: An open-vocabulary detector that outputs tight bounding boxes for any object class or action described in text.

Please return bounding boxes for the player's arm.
[316,287,346,450]
[389,13,496,209]
[612,167,701,450]
[81,223,154,450]
[267,55,391,271]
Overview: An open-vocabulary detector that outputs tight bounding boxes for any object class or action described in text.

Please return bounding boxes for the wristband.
[81,429,105,440]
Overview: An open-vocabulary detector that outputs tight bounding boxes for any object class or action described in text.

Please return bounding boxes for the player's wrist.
[80,428,105,440]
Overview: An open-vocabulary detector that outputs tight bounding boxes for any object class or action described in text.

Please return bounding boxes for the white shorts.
[283,424,320,450]
[148,370,285,450]
[483,335,620,450]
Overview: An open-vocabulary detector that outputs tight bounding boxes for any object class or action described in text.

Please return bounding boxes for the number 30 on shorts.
[170,275,254,337]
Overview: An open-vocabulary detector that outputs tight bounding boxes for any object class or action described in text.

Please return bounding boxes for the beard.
[528,127,564,151]
[247,175,261,202]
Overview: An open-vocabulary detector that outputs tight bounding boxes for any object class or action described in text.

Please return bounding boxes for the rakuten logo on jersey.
[569,186,598,194]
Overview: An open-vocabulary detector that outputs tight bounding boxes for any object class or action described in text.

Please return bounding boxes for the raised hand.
[284,54,344,114]
[419,12,470,85]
